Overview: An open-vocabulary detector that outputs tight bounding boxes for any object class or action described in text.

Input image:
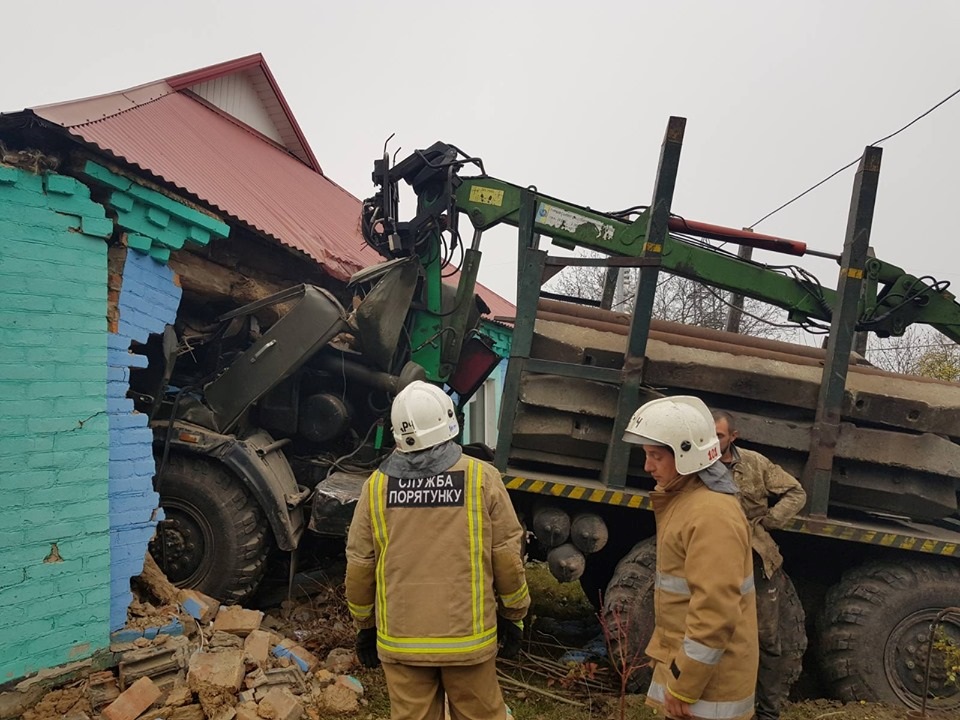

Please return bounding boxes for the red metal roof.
[25,56,515,319]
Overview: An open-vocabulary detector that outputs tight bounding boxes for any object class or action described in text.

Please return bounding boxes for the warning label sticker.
[468,186,505,207]
[536,202,615,242]
[387,472,466,508]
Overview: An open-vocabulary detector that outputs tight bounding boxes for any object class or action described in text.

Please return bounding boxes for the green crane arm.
[451,176,960,343]
[362,142,960,386]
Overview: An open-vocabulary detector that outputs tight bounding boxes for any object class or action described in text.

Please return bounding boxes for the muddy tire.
[778,571,808,695]
[601,538,807,696]
[601,538,658,693]
[817,559,960,711]
[151,454,272,603]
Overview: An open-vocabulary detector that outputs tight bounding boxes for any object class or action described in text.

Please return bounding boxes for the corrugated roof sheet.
[28,59,515,319]
[36,91,378,282]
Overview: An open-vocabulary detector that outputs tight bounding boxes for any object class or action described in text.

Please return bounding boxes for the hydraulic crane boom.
[362,139,960,386]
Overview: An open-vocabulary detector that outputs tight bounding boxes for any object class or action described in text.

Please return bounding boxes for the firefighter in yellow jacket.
[346,381,530,720]
[623,396,759,720]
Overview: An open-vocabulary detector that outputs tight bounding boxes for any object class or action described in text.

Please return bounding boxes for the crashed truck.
[137,117,960,711]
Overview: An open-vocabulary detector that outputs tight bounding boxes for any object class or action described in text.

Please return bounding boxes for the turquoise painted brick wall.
[77,161,228,632]
[0,165,113,682]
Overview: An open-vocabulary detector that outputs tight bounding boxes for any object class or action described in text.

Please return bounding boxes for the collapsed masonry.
[12,559,365,720]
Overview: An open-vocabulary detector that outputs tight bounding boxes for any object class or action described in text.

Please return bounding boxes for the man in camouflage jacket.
[713,411,807,720]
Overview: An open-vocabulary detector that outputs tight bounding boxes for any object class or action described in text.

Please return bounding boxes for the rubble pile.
[258,575,355,663]
[21,588,367,720]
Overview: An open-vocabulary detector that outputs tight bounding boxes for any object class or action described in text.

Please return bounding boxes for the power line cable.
[748,83,960,229]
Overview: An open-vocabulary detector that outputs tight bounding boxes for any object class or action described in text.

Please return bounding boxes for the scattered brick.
[236,701,260,720]
[166,704,205,720]
[321,683,358,714]
[118,641,184,691]
[263,667,307,694]
[101,676,162,720]
[323,647,355,674]
[243,629,273,668]
[257,687,303,720]
[163,685,193,708]
[335,675,364,697]
[179,589,219,623]
[244,668,268,690]
[207,706,237,720]
[312,669,335,685]
[209,631,243,649]
[272,640,319,673]
[187,649,245,693]
[213,606,263,637]
[86,670,120,710]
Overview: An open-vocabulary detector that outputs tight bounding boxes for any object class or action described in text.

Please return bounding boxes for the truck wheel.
[601,538,807,696]
[601,538,657,693]
[778,571,808,695]
[150,454,272,603]
[817,559,960,711]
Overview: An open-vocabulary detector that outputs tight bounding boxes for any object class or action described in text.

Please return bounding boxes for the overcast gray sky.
[5,1,960,317]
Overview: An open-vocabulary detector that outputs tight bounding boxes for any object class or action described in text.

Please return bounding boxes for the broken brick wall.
[107,250,180,631]
[0,159,229,684]
[0,166,114,682]
[84,161,230,633]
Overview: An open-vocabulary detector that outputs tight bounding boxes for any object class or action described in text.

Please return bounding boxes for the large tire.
[778,571,808,696]
[601,538,806,696]
[601,538,658,693]
[150,454,272,603]
[817,559,960,711]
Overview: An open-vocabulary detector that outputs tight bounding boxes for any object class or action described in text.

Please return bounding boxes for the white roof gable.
[188,70,284,144]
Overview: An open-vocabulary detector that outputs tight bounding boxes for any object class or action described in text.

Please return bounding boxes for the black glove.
[497,616,523,659]
[356,627,380,668]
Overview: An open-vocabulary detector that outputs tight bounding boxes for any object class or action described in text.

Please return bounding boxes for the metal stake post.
[725,244,754,334]
[600,267,619,310]
[494,191,544,471]
[601,116,686,486]
[802,146,882,516]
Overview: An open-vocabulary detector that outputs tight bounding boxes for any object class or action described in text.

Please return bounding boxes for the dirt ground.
[281,561,954,720]
[16,557,955,720]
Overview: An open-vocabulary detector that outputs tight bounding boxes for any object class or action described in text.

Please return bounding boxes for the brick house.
[0,54,513,684]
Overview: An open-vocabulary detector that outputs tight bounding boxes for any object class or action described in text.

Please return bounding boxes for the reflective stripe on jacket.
[645,475,759,720]
[345,455,529,666]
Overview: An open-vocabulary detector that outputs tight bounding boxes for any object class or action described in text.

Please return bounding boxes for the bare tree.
[547,252,960,379]
[547,252,785,339]
[867,326,960,380]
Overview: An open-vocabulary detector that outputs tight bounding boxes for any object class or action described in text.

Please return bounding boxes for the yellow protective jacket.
[645,475,759,720]
[345,454,529,666]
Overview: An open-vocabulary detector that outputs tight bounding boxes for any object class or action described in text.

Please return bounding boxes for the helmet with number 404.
[622,395,720,475]
[391,380,460,453]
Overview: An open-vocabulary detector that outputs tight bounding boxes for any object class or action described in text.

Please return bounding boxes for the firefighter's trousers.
[381,655,506,720]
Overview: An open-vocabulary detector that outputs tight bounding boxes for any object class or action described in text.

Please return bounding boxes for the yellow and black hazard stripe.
[504,475,960,558]
[782,518,958,557]
[504,476,653,511]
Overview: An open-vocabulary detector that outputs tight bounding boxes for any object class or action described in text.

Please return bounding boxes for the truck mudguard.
[158,422,305,551]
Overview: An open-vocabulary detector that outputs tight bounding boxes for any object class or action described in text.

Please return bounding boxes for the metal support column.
[852,247,877,357]
[802,146,882,516]
[600,116,686,486]
[725,243,754,333]
[494,191,544,471]
[600,267,619,310]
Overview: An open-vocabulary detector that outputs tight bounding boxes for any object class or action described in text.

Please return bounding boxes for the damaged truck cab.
[138,268,497,603]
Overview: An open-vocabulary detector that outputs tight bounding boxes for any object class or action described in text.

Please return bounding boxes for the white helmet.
[391,381,459,453]
[623,396,720,475]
